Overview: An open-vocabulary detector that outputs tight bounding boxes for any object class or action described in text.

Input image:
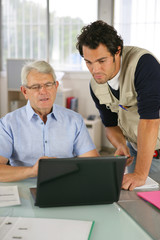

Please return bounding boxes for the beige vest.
[91,46,160,149]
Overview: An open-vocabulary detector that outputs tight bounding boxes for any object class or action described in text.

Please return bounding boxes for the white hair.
[21,60,56,85]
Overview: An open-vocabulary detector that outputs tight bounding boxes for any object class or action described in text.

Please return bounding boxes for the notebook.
[30,156,127,207]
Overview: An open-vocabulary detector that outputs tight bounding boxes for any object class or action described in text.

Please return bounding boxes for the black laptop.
[30,156,127,207]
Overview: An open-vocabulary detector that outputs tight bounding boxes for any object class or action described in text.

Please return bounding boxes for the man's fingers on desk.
[122,173,146,191]
[122,181,136,191]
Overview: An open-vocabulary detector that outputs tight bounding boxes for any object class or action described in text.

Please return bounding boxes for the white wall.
[98,0,113,24]
[62,71,98,118]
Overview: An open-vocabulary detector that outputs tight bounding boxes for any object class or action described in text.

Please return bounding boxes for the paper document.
[0,186,21,207]
[135,176,159,190]
[0,217,94,240]
[137,191,160,209]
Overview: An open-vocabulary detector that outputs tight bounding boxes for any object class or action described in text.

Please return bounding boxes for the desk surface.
[0,179,157,240]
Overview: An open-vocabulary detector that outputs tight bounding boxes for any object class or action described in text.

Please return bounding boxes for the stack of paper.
[137,191,160,210]
[0,186,21,207]
[0,217,94,240]
[135,176,159,190]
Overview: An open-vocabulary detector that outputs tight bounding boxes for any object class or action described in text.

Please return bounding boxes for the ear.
[21,86,29,100]
[116,46,121,55]
[55,81,59,90]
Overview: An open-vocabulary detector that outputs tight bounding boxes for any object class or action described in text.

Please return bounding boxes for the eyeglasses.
[25,82,56,91]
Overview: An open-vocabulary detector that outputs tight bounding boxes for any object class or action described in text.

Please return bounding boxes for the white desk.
[0,179,154,240]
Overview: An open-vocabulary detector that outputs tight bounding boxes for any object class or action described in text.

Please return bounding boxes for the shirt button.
[41,122,43,125]
[45,141,47,143]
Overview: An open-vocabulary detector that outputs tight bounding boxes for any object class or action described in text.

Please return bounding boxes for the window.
[49,0,97,70]
[2,0,47,70]
[114,0,160,60]
[1,0,97,71]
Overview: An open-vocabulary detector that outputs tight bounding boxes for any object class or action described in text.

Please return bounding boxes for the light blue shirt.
[0,101,95,166]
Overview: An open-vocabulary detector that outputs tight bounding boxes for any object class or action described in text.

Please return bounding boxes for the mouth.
[93,73,104,79]
[39,97,50,102]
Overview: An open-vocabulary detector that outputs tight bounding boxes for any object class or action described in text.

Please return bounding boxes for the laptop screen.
[33,156,127,207]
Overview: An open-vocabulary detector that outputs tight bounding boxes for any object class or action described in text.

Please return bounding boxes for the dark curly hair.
[76,20,123,57]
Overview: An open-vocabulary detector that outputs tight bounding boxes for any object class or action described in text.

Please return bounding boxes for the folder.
[70,97,78,112]
[0,217,94,240]
[137,191,160,209]
[66,96,74,108]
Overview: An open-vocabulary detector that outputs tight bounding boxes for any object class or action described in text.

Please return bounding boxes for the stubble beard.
[93,74,110,84]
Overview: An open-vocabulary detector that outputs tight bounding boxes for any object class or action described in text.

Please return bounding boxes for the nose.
[92,62,101,73]
[39,85,48,93]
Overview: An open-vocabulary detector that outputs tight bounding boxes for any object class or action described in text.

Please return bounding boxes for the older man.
[0,60,99,182]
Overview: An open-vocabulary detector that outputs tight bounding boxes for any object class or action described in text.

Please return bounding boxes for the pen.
[119,104,128,111]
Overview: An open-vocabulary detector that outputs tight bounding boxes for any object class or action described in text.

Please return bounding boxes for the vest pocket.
[118,119,137,144]
[118,107,139,144]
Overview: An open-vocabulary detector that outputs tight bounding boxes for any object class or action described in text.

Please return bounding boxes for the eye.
[44,82,55,89]
[85,60,91,65]
[45,83,53,87]
[31,85,40,90]
[99,60,105,63]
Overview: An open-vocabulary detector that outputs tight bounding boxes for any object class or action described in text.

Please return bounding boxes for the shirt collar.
[51,104,59,121]
[26,101,37,121]
[26,101,57,121]
[108,71,120,90]
[108,57,122,90]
